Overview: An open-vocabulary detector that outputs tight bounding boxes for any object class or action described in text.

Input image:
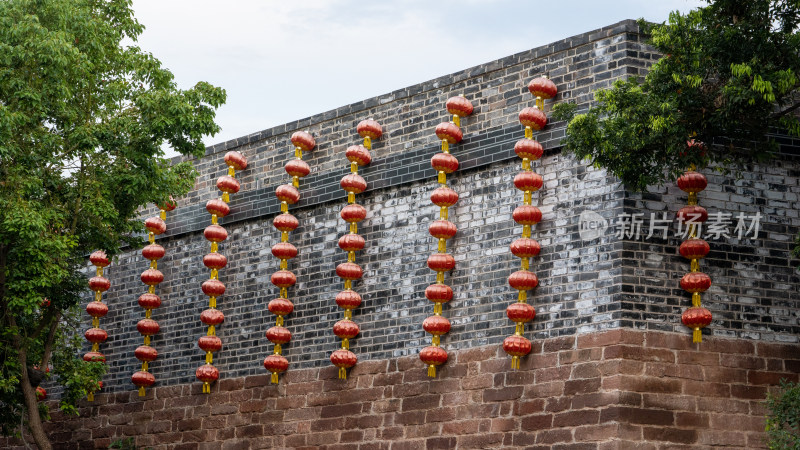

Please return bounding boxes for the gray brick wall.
[82,19,798,394]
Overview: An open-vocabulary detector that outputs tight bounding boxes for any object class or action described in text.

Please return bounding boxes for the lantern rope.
[85,250,111,401]
[264,132,315,384]
[420,96,473,378]
[196,151,247,394]
[331,119,382,380]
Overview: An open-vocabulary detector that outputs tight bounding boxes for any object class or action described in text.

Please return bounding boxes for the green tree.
[0,0,225,448]
[766,380,800,449]
[552,0,800,192]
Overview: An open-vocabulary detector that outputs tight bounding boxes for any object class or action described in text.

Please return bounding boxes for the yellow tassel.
[281,231,288,243]
[351,162,358,174]
[148,285,155,294]
[345,280,352,290]
[522,158,531,170]
[348,192,355,204]
[150,260,157,269]
[453,115,460,127]
[350,222,357,234]
[434,303,442,315]
[512,356,520,370]
[208,325,215,336]
[295,147,303,159]
[142,362,148,371]
[210,297,216,308]
[92,317,99,327]
[211,242,218,253]
[688,192,698,206]
[148,233,155,244]
[87,392,94,401]
[280,202,288,213]
[222,192,230,203]
[518,290,527,302]
[432,335,440,346]
[145,309,152,319]
[438,171,446,184]
[228,167,235,177]
[280,288,288,298]
[276,316,284,326]
[271,372,279,384]
[427,365,436,378]
[440,207,448,220]
[94,291,102,301]
[292,176,299,188]
[691,259,699,272]
[522,225,531,238]
[348,251,355,262]
[438,239,447,253]
[203,382,209,394]
[692,292,701,307]
[516,323,524,335]
[92,342,98,351]
[524,190,532,204]
[344,309,352,320]
[275,344,282,355]
[363,136,372,150]
[160,209,166,220]
[343,338,349,350]
[211,214,218,225]
[536,96,544,110]
[436,272,444,283]
[339,367,347,380]
[138,387,145,397]
[210,269,218,279]
[280,259,288,270]
[525,126,532,139]
[206,352,213,364]
[693,328,702,343]
[521,258,529,270]
[441,140,449,153]
[144,336,150,346]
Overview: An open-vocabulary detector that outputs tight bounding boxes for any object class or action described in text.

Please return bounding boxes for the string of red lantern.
[131,199,176,396]
[502,76,557,369]
[330,119,382,380]
[420,96,473,378]
[264,132,316,384]
[677,147,712,343]
[85,250,111,400]
[196,151,248,394]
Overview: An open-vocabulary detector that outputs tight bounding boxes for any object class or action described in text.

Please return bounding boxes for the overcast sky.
[130,0,705,150]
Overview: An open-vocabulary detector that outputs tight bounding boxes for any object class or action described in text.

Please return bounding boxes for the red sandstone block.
[351,359,389,376]
[696,397,749,414]
[514,399,546,415]
[535,366,573,384]
[574,423,618,442]
[218,378,244,391]
[599,441,655,450]
[643,331,693,351]
[319,402,364,418]
[731,384,767,400]
[767,358,786,371]
[786,359,800,373]
[644,362,703,380]
[570,362,602,380]
[144,420,171,434]
[306,392,342,407]
[570,392,619,409]
[483,386,523,402]
[675,411,709,427]
[505,370,536,386]
[456,432,504,449]
[642,426,698,444]
[604,345,675,363]
[621,375,684,394]
[511,431,537,446]
[520,414,554,429]
[676,350,720,366]
[490,417,518,432]
[310,417,344,432]
[395,410,427,426]
[535,428,573,444]
[700,338,755,355]
[703,365,747,384]
[684,380,731,398]
[428,378,461,394]
[392,381,429,398]
[453,403,500,420]
[553,410,600,427]
[442,419,490,435]
[401,394,441,411]
[397,355,420,372]
[404,422,442,439]
[183,429,215,443]
[461,373,493,390]
[373,372,404,387]
[456,345,502,363]
[696,429,747,446]
[306,431,339,446]
[546,397,573,415]
[747,432,769,448]
[426,436,457,450]
[576,329,622,348]
[719,354,765,370]
[564,378,602,396]
[709,413,766,432]
[560,348,603,366]
[202,416,227,429]
[275,395,305,410]
[340,430,364,443]
[389,440,426,450]
[379,426,405,440]
[600,407,674,426]
[370,398,402,413]
[544,335,576,353]
[641,393,696,411]
[596,360,644,377]
[525,381,565,398]
[285,381,324,396]
[748,370,798,385]
[532,352,559,369]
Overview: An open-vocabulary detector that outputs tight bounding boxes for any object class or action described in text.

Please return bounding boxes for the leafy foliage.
[553,0,800,192]
[0,0,225,445]
[766,380,800,449]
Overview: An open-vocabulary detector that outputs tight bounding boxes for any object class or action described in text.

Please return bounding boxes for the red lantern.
[335,290,362,310]
[276,184,300,204]
[268,298,295,317]
[435,122,463,144]
[340,174,367,194]
[330,349,358,373]
[508,270,538,290]
[263,354,289,382]
[86,301,109,317]
[339,234,366,252]
[224,151,248,171]
[429,220,457,240]
[677,171,708,193]
[431,187,459,207]
[425,284,453,303]
[514,139,544,161]
[83,351,106,363]
[680,272,712,293]
[336,262,363,281]
[137,319,160,336]
[203,253,228,270]
[682,306,712,329]
[84,328,108,343]
[519,107,547,130]
[200,309,225,326]
[679,239,710,259]
[506,303,536,323]
[357,119,383,140]
[503,335,532,357]
[341,204,367,222]
[431,153,459,173]
[140,269,164,286]
[272,242,298,260]
[419,346,448,377]
[271,270,297,288]
[35,386,46,401]
[333,320,360,339]
[88,276,111,292]
[274,214,299,232]
[137,293,161,309]
[446,96,474,117]
[266,326,291,345]
[131,371,155,389]
[527,77,558,99]
[206,199,230,218]
[285,159,311,178]
[196,364,219,384]
[135,346,158,362]
[157,198,177,212]
[346,145,372,166]
[677,205,709,223]
[291,131,316,152]
[422,315,451,335]
[216,176,240,194]
[89,251,110,267]
[514,172,543,192]
[144,217,166,235]
[204,224,228,243]
[513,205,542,225]
[198,336,222,352]
[510,238,541,258]
[142,244,165,261]
[427,253,456,272]
[201,279,226,296]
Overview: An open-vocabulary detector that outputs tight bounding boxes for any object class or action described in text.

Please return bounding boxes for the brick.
[482,386,523,402]
[642,427,697,444]
[426,437,457,449]
[553,410,600,427]
[401,394,440,411]
[319,403,363,418]
[600,407,674,426]
[748,371,798,385]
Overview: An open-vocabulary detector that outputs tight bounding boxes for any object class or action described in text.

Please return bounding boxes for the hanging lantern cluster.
[196,151,247,394]
[85,250,110,401]
[502,76,556,369]
[330,119,382,380]
[131,200,175,396]
[420,96,473,378]
[264,131,315,384]
[677,152,712,343]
